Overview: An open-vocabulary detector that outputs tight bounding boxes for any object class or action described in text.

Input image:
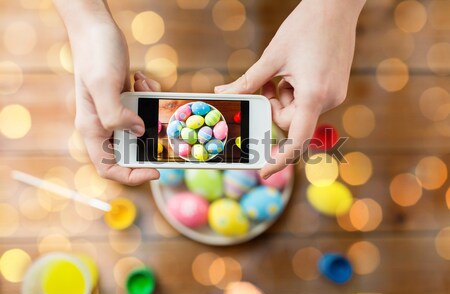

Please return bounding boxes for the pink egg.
[167,192,209,228]
[213,121,228,140]
[177,142,191,157]
[175,104,192,122]
[158,120,162,134]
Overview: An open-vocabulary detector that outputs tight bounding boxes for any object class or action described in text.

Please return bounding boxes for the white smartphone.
[114,92,272,169]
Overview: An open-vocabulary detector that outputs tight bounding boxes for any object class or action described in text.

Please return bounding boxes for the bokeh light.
[427,42,450,76]
[191,68,224,92]
[212,0,246,31]
[108,225,142,254]
[192,252,219,286]
[347,241,380,275]
[209,257,242,289]
[292,247,322,280]
[227,49,257,79]
[390,173,422,207]
[337,210,357,232]
[394,0,427,33]
[376,58,409,92]
[3,21,37,55]
[381,29,415,60]
[415,156,447,190]
[349,198,383,232]
[419,87,450,121]
[0,203,19,237]
[429,0,450,30]
[38,234,72,254]
[38,0,63,27]
[0,61,23,95]
[177,0,209,9]
[446,187,450,210]
[113,257,144,288]
[60,205,91,234]
[223,20,256,49]
[59,42,74,73]
[19,187,49,221]
[0,249,31,283]
[435,226,450,260]
[145,58,178,89]
[132,11,165,45]
[340,152,373,186]
[342,105,375,138]
[37,177,70,212]
[68,130,90,163]
[145,44,179,67]
[0,104,32,139]
[74,164,108,199]
[305,153,339,187]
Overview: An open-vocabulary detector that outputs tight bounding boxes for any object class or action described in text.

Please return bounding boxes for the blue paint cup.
[318,253,352,284]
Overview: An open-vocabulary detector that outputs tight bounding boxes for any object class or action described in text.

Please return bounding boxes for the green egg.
[205,110,221,126]
[186,115,204,129]
[185,169,223,201]
[191,144,209,161]
[181,128,197,144]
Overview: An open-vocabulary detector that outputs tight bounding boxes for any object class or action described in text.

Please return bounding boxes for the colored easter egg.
[186,115,204,129]
[240,186,283,221]
[157,139,163,154]
[208,198,249,236]
[318,253,353,284]
[181,128,198,144]
[205,139,224,154]
[205,109,221,126]
[235,136,241,149]
[191,102,211,116]
[159,169,184,186]
[175,104,192,122]
[176,142,191,157]
[223,170,258,199]
[167,192,209,228]
[198,126,213,144]
[234,111,241,123]
[306,181,353,216]
[167,120,183,138]
[260,165,294,190]
[213,121,228,140]
[185,170,223,201]
[158,120,162,134]
[191,144,209,161]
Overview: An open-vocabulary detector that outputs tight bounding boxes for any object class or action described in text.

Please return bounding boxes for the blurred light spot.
[75,201,104,221]
[337,209,357,232]
[3,21,37,55]
[435,226,450,260]
[307,181,353,216]
[175,72,195,92]
[153,213,180,237]
[39,0,63,27]
[145,44,179,67]
[419,87,450,121]
[0,203,19,237]
[286,203,320,236]
[340,152,373,186]
[415,156,447,190]
[146,58,177,78]
[191,68,224,93]
[429,0,450,30]
[446,187,450,210]
[19,187,49,220]
[427,42,450,76]
[376,58,409,92]
[60,205,91,234]
[227,49,257,79]
[0,104,31,139]
[292,247,322,280]
[59,42,73,73]
[38,234,72,254]
[212,0,246,31]
[72,239,97,260]
[223,20,255,49]
[342,105,375,138]
[177,0,209,9]
[347,241,380,275]
[68,130,90,163]
[74,164,108,199]
[113,257,144,288]
[224,282,262,294]
[38,177,70,212]
[45,166,74,183]
[209,257,242,289]
[394,0,427,32]
[0,249,31,283]
[115,10,137,45]
[0,61,23,95]
[46,42,65,73]
[192,252,219,286]
[349,198,383,232]
[390,173,422,207]
[305,153,339,187]
[108,225,142,254]
[381,29,415,60]
[132,11,165,45]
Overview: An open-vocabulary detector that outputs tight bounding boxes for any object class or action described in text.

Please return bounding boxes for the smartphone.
[114,92,272,169]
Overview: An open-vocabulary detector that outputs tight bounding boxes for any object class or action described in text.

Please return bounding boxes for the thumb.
[215,55,278,94]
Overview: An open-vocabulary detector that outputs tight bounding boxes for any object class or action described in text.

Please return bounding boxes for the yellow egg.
[235,136,241,149]
[186,115,204,129]
[191,144,209,161]
[157,139,163,154]
[306,181,353,216]
[208,199,249,236]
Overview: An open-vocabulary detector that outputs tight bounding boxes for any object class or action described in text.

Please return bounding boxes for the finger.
[261,81,276,99]
[215,54,279,94]
[260,104,320,179]
[83,134,160,186]
[134,71,162,92]
[278,79,294,107]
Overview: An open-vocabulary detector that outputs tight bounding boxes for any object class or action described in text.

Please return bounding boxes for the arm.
[216,0,366,179]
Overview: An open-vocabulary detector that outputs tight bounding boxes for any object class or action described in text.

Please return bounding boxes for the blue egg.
[191,102,211,116]
[240,186,283,221]
[205,139,224,154]
[159,169,184,186]
[167,120,183,138]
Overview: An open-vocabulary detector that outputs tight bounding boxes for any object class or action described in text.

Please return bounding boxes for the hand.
[215,0,365,179]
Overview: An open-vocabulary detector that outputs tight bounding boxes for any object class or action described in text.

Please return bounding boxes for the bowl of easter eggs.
[166,101,228,161]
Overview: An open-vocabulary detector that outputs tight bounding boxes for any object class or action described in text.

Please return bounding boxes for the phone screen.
[136,98,249,163]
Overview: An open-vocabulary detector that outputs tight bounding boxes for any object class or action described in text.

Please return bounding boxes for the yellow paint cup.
[104,197,137,230]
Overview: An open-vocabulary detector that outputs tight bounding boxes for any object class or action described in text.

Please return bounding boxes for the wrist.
[301,0,366,24]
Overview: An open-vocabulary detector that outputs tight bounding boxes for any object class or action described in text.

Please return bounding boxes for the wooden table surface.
[1,0,450,293]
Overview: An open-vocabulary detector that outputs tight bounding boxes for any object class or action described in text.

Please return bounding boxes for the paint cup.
[22,252,98,294]
[126,267,156,294]
[317,253,352,284]
[104,197,137,230]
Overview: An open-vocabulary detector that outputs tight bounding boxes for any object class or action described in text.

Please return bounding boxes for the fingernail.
[142,80,150,91]
[136,71,146,80]
[131,125,145,136]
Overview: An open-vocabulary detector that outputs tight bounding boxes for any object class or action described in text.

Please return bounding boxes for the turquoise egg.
[186,115,204,129]
[223,170,258,199]
[185,170,223,201]
[198,126,212,144]
[158,169,184,186]
[191,102,211,116]
[205,109,221,126]
[167,120,183,138]
[240,186,283,221]
[205,139,224,154]
[181,128,197,144]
